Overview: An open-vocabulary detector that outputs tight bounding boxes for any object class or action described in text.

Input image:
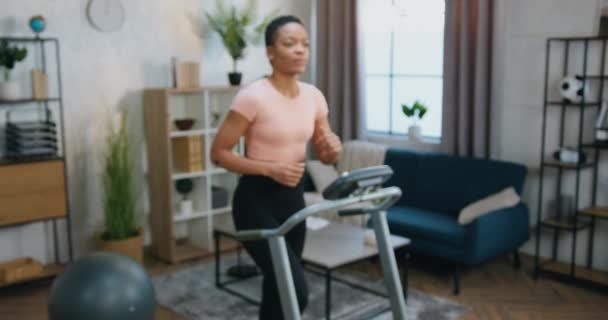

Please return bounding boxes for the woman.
[210,15,342,319]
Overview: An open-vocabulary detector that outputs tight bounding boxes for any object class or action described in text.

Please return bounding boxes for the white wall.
[0,0,311,264]
[493,0,608,271]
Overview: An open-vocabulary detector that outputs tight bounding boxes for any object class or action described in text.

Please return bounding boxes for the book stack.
[175,62,200,89]
[5,118,58,160]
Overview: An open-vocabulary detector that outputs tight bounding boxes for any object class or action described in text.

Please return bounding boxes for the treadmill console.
[322,165,393,200]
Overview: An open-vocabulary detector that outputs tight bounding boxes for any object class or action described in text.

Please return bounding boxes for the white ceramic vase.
[408,124,422,142]
[180,200,193,216]
[0,81,19,100]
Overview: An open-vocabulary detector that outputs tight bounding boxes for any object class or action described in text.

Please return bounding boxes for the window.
[359,0,445,138]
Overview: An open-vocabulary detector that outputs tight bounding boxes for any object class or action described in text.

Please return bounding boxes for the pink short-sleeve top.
[229,78,329,163]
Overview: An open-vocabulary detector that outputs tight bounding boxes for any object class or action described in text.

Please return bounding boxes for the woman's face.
[267,22,310,75]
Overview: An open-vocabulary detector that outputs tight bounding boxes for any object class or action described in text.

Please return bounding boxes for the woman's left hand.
[314,124,342,164]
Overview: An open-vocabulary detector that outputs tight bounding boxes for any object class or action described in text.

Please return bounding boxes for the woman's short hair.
[265,15,304,47]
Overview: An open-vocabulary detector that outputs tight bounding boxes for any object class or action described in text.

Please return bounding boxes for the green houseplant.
[98,112,143,264]
[0,40,28,100]
[402,100,428,141]
[204,0,278,85]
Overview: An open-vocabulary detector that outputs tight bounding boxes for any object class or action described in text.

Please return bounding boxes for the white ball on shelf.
[559,75,589,103]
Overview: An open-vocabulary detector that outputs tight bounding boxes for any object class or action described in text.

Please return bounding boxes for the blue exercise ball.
[48,252,156,320]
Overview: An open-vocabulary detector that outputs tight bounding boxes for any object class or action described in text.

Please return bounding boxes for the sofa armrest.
[465,202,529,264]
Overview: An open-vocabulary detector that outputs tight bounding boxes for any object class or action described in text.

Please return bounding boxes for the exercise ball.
[559,75,589,103]
[48,252,156,320]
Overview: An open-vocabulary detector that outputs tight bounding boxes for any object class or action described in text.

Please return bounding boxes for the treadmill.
[233,165,407,320]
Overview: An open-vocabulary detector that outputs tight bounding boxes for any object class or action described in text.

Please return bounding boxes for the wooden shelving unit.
[0,97,61,105]
[0,36,71,287]
[547,101,601,107]
[580,206,608,218]
[538,259,608,289]
[534,36,608,292]
[540,217,590,230]
[144,86,242,264]
[542,159,595,169]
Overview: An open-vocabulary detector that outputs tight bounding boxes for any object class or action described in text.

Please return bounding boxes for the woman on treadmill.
[210,15,342,320]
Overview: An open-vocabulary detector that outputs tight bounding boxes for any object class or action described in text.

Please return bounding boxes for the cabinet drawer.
[0,160,67,226]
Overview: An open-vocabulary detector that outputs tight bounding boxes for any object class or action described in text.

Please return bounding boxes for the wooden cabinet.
[0,160,67,226]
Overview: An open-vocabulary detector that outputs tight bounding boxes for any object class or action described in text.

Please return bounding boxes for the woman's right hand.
[267,162,305,187]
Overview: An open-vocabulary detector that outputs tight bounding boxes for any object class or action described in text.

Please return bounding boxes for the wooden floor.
[1,253,607,320]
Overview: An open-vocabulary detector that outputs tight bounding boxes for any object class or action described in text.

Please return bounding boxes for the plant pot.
[408,124,422,142]
[180,199,193,216]
[98,229,144,265]
[0,81,20,100]
[228,72,242,86]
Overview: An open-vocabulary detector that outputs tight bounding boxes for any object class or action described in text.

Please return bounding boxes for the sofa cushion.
[387,206,466,246]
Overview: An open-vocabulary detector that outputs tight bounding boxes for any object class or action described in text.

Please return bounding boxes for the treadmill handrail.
[233,186,402,241]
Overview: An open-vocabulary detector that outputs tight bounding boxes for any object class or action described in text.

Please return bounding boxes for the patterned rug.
[153,255,468,320]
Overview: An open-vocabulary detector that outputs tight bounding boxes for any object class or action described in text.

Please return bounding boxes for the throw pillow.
[306,160,339,193]
[458,187,520,225]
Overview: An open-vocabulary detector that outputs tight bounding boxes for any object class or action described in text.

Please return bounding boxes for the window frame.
[362,0,445,140]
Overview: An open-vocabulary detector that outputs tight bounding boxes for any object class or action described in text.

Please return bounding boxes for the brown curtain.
[315,0,364,141]
[441,0,494,158]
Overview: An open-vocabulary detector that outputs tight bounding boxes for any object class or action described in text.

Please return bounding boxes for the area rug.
[153,255,468,320]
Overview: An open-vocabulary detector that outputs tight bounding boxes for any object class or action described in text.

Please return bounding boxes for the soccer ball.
[559,75,589,103]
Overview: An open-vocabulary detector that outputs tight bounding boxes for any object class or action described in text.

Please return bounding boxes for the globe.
[29,15,46,34]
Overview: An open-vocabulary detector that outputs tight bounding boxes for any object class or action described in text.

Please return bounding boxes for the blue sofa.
[382,148,529,294]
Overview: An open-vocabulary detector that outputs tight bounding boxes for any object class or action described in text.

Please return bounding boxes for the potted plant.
[204,0,278,85]
[0,40,28,100]
[98,112,143,264]
[402,100,428,142]
[175,178,194,217]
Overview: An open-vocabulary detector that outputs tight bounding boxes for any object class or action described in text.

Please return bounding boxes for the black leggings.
[231,174,309,320]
